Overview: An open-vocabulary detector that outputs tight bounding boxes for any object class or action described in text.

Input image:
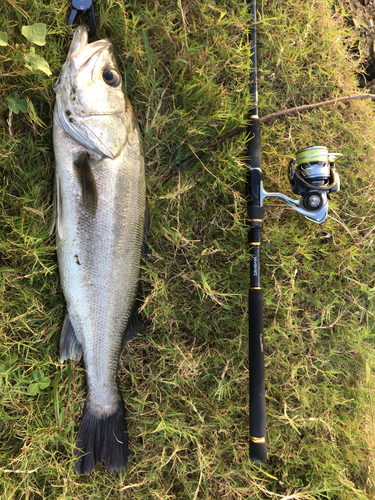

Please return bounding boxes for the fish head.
[55,26,130,159]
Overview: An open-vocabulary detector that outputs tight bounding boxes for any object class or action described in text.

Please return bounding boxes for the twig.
[6,0,29,18]
[0,467,40,473]
[259,93,375,121]
[153,93,375,189]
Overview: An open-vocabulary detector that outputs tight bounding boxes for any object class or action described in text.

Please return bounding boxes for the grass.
[0,0,375,498]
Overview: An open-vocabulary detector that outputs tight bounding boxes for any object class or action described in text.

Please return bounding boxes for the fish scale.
[52,25,146,474]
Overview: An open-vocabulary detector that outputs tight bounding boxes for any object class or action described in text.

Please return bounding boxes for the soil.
[338,0,375,89]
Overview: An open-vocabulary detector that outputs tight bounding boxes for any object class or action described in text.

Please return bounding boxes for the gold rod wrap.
[249,242,261,246]
[250,436,266,443]
[247,219,263,222]
[250,286,261,290]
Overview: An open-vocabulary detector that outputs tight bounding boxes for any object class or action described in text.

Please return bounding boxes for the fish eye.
[103,69,121,87]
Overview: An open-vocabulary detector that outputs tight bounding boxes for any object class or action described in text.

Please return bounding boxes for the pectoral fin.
[74,152,98,217]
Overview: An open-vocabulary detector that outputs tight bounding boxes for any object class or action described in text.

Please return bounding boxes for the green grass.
[1,0,375,498]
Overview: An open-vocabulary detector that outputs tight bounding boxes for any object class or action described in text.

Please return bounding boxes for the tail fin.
[74,395,129,475]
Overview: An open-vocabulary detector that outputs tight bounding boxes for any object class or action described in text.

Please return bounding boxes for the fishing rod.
[246,0,342,462]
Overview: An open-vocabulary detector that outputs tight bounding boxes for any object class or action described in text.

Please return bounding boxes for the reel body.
[259,146,341,224]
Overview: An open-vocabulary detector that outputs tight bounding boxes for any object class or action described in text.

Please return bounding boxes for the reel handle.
[248,288,267,462]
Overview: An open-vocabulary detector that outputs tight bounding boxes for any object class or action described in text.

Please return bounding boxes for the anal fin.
[60,313,83,363]
[123,292,144,342]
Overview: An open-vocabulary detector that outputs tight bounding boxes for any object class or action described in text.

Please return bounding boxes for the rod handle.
[248,288,267,462]
[247,116,262,169]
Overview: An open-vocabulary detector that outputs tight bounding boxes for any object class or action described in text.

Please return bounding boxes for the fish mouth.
[68,25,90,56]
[69,25,111,71]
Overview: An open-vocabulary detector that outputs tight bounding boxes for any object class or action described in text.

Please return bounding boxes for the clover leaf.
[28,369,51,396]
[6,92,28,114]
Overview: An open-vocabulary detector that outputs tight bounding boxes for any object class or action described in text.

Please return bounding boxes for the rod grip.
[247,117,262,169]
[248,288,267,462]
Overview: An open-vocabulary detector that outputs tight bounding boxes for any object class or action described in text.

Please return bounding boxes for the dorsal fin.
[122,295,144,342]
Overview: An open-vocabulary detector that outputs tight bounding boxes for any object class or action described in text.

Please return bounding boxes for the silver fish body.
[53,26,145,474]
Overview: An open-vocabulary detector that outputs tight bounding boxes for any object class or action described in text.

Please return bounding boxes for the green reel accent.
[296,146,342,166]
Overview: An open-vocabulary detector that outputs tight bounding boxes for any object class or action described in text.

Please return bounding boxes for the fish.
[51,25,146,475]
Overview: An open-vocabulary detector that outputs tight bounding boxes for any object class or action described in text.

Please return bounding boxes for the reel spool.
[259,146,342,225]
[289,146,341,212]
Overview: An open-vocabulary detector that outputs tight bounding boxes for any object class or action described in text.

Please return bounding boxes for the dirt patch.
[338,0,375,88]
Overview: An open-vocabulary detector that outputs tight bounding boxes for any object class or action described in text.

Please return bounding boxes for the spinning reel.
[259,146,342,225]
